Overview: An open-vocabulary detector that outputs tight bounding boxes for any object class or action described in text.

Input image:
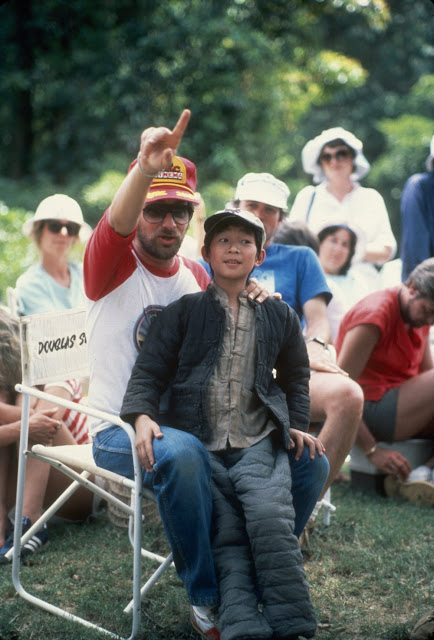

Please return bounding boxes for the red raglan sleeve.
[180,256,211,291]
[83,209,137,301]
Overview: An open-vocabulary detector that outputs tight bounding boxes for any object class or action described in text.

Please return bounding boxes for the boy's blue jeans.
[93,425,329,606]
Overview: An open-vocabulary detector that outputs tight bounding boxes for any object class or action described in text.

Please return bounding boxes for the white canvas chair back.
[19,307,89,386]
[10,307,172,640]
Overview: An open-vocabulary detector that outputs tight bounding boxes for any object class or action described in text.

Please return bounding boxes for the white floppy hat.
[235,172,290,210]
[301,127,370,184]
[22,194,92,242]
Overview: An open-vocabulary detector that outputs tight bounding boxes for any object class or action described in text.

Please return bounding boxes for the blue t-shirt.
[400,172,434,281]
[15,261,85,315]
[199,243,331,322]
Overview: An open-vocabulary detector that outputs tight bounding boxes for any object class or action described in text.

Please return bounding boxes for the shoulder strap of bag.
[306,188,316,223]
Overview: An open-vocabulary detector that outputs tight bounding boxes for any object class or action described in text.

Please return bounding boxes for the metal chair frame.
[7,308,172,640]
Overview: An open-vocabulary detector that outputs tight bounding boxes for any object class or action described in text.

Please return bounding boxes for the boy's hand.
[246,277,282,303]
[290,428,326,461]
[134,415,164,472]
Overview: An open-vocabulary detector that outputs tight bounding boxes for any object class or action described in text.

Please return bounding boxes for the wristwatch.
[306,337,327,347]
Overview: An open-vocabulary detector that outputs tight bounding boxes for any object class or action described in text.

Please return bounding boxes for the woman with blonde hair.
[16,193,92,315]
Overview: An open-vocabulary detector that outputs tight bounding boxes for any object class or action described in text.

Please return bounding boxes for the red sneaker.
[190,605,220,640]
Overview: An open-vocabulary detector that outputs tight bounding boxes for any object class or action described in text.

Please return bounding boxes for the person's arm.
[303,296,346,374]
[275,304,310,431]
[400,176,430,280]
[109,110,191,236]
[275,305,326,457]
[363,190,397,266]
[120,300,185,424]
[419,337,433,373]
[364,243,395,265]
[121,299,188,471]
[0,401,24,425]
[192,192,206,256]
[337,323,412,479]
[354,416,411,480]
[0,409,59,447]
[336,323,380,379]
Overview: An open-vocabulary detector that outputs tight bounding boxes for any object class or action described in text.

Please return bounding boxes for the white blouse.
[289,181,397,266]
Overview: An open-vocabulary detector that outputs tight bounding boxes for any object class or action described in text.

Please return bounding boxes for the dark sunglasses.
[319,149,352,164]
[142,204,191,225]
[46,220,81,236]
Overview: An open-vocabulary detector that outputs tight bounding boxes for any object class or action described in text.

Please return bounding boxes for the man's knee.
[340,377,364,415]
[154,428,211,478]
[312,374,363,417]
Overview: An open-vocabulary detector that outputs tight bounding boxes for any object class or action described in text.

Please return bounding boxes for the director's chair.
[7,307,173,640]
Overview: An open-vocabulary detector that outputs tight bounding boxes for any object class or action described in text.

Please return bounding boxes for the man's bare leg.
[310,372,363,498]
[395,370,434,439]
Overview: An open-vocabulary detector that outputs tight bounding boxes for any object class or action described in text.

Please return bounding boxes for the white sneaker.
[190,605,220,640]
[408,465,433,483]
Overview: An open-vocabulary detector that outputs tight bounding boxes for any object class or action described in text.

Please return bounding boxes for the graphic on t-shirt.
[134,305,164,351]
[253,269,276,294]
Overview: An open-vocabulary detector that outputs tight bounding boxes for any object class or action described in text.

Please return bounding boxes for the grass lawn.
[0,482,432,640]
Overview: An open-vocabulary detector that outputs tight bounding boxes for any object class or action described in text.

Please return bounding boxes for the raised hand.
[108,109,192,236]
[138,109,191,176]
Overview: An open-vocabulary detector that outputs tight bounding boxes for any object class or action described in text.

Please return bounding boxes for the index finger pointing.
[170,109,191,151]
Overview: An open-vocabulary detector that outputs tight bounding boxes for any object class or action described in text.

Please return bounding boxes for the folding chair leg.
[321,487,336,526]
[11,393,144,640]
[124,552,174,615]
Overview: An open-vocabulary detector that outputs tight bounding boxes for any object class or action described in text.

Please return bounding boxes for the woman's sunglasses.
[319,149,352,164]
[45,220,81,236]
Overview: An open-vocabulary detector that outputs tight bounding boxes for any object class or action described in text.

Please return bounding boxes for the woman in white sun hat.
[289,127,396,287]
[15,194,93,447]
[16,193,92,316]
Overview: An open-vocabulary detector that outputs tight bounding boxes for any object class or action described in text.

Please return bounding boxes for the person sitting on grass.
[121,208,321,640]
[0,308,93,562]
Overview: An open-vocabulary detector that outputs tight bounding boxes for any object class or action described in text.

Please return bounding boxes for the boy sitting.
[121,209,318,640]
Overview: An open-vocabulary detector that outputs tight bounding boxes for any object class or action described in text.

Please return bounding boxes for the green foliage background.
[0,0,433,303]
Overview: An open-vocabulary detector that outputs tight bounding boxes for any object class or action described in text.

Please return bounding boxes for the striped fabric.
[43,379,89,445]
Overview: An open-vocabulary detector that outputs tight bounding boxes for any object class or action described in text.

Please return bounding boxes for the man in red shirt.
[335,258,434,503]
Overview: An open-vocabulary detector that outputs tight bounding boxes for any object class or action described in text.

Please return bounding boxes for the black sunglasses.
[142,204,192,225]
[319,149,352,164]
[46,220,81,236]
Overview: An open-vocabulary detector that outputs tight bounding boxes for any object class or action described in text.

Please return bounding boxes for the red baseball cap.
[129,155,200,205]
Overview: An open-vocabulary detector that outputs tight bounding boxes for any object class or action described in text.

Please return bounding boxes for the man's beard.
[136,226,183,261]
[401,300,424,328]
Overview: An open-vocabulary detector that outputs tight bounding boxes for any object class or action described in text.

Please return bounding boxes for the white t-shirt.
[84,212,209,428]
